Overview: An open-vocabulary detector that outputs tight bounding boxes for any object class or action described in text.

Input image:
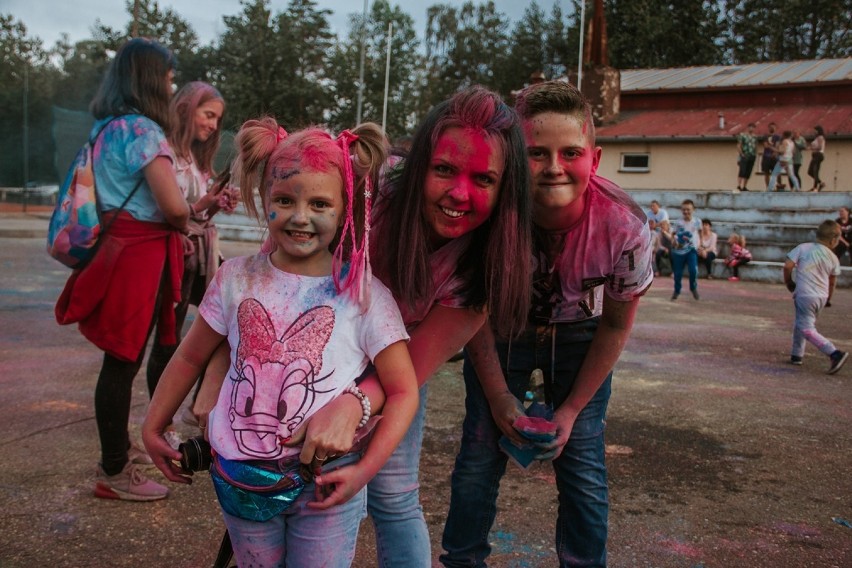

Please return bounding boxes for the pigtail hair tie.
[332,130,372,309]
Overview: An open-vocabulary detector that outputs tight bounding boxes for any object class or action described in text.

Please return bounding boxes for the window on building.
[620,153,650,172]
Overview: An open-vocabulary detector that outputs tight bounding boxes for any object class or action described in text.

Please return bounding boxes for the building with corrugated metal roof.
[595,59,851,191]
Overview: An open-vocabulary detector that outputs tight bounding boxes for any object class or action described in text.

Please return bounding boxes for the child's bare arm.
[143,317,225,483]
[783,260,796,292]
[192,341,230,431]
[307,340,419,509]
[547,294,640,456]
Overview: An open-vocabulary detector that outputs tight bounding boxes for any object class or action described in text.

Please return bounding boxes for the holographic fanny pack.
[210,455,313,522]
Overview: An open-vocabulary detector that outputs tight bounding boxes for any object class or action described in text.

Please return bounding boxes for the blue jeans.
[367,384,431,567]
[441,319,611,568]
[791,295,836,358]
[671,249,698,295]
[221,454,366,568]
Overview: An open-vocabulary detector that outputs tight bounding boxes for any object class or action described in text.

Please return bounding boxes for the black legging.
[700,252,716,275]
[808,152,824,187]
[95,272,166,476]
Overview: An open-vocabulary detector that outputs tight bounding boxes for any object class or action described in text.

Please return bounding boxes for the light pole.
[22,62,29,212]
[356,0,369,125]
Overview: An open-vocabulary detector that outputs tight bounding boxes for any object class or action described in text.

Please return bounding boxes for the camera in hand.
[179,436,212,472]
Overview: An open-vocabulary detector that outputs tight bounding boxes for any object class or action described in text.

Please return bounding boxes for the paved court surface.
[0,227,849,567]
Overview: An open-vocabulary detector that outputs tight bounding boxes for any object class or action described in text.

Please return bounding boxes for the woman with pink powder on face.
[194,85,534,567]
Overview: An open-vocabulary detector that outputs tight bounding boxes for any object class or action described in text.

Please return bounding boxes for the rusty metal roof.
[596,105,852,140]
[621,59,852,91]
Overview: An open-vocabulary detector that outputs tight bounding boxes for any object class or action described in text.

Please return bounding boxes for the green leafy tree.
[544,1,577,81]
[121,0,200,82]
[0,15,59,185]
[504,1,548,92]
[327,0,421,139]
[726,0,851,62]
[215,0,288,128]
[606,0,725,68]
[274,0,337,127]
[422,2,511,106]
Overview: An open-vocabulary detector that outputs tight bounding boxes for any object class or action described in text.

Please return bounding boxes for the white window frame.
[620,152,651,173]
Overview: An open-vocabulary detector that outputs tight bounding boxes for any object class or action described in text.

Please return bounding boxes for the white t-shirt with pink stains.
[787,242,840,299]
[199,254,409,461]
[529,176,654,324]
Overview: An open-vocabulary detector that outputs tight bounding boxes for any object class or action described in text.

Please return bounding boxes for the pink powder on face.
[425,127,504,241]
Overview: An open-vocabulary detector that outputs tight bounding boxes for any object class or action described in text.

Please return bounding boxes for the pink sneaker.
[728,276,740,282]
[94,463,169,502]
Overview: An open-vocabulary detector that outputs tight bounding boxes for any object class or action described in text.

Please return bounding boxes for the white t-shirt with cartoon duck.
[200,254,409,462]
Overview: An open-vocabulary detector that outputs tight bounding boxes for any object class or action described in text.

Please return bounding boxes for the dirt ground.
[0,237,849,567]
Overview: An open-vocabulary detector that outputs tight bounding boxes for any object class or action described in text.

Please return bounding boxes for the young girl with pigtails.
[142,118,418,567]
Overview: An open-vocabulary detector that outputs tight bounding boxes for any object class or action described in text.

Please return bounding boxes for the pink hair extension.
[276,126,288,143]
[332,130,372,308]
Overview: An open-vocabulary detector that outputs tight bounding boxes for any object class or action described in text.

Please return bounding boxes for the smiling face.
[523,111,601,229]
[193,99,224,143]
[265,168,344,275]
[423,127,504,246]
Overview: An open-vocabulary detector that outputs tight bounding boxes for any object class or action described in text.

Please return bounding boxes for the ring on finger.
[315,455,328,462]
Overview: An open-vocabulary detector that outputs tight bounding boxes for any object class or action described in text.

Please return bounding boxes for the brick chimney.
[580,0,619,125]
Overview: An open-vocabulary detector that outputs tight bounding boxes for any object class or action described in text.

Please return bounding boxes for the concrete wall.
[597,139,851,192]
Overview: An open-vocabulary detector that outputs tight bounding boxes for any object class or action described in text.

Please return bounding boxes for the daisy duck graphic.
[229,298,336,459]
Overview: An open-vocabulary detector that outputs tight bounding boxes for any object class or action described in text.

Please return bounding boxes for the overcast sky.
[7,0,567,47]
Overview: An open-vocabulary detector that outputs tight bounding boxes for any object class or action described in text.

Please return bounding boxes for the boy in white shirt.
[783,220,847,374]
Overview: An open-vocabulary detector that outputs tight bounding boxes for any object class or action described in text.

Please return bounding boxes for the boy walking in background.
[783,220,847,374]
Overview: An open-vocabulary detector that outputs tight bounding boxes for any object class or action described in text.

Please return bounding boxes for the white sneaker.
[163,429,183,450]
[94,463,169,501]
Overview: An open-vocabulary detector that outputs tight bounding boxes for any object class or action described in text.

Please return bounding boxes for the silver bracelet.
[344,383,371,429]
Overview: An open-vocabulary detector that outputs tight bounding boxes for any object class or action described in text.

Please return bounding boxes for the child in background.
[441,80,653,568]
[783,220,847,374]
[724,232,752,281]
[143,119,418,567]
[671,199,702,300]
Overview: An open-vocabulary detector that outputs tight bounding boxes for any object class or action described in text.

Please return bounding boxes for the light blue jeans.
[791,295,836,358]
[221,454,367,568]
[768,160,800,191]
[367,384,432,567]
